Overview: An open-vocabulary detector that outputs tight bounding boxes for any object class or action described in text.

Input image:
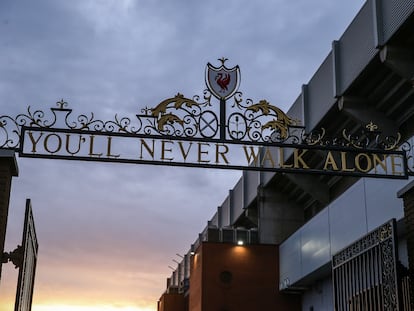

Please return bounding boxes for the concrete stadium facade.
[158,1,414,310]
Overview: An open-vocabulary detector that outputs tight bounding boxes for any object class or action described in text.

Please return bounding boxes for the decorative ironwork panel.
[332,219,399,311]
[0,98,407,148]
[0,96,306,147]
[0,59,412,178]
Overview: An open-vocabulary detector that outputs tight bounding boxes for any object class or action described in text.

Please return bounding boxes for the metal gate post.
[0,149,18,281]
[398,181,414,310]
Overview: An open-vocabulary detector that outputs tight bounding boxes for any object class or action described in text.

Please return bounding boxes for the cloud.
[0,0,366,309]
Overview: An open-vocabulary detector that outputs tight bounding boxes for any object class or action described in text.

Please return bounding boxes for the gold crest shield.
[205,59,241,100]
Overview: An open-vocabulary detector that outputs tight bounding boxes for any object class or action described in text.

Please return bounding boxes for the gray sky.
[0,1,365,310]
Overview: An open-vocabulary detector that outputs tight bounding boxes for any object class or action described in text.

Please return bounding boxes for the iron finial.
[218,57,228,66]
[56,99,68,109]
[365,121,378,132]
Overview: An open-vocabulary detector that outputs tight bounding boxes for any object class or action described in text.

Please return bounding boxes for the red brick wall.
[189,242,301,311]
[158,293,185,311]
[189,247,203,311]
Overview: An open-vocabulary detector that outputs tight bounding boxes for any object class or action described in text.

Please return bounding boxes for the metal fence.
[332,220,400,311]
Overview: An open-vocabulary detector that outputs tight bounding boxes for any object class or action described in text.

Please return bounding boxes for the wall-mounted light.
[237,240,244,245]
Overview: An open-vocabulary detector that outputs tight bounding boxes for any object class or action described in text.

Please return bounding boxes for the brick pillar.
[398,180,414,308]
[0,149,18,280]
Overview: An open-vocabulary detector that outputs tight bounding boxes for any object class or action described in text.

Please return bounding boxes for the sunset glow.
[32,305,155,311]
[0,294,157,311]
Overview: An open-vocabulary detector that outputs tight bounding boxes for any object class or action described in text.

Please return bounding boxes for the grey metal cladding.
[286,93,304,126]
[329,180,367,255]
[279,229,302,288]
[231,178,244,224]
[307,54,335,130]
[209,211,219,227]
[243,170,259,208]
[301,207,331,276]
[364,177,406,231]
[220,196,231,227]
[305,2,378,129]
[338,1,377,95]
[382,0,414,42]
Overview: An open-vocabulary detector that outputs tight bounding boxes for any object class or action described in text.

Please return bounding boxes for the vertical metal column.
[398,181,414,310]
[219,99,226,141]
[0,149,18,281]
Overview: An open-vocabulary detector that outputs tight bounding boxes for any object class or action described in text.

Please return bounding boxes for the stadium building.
[158,1,414,310]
